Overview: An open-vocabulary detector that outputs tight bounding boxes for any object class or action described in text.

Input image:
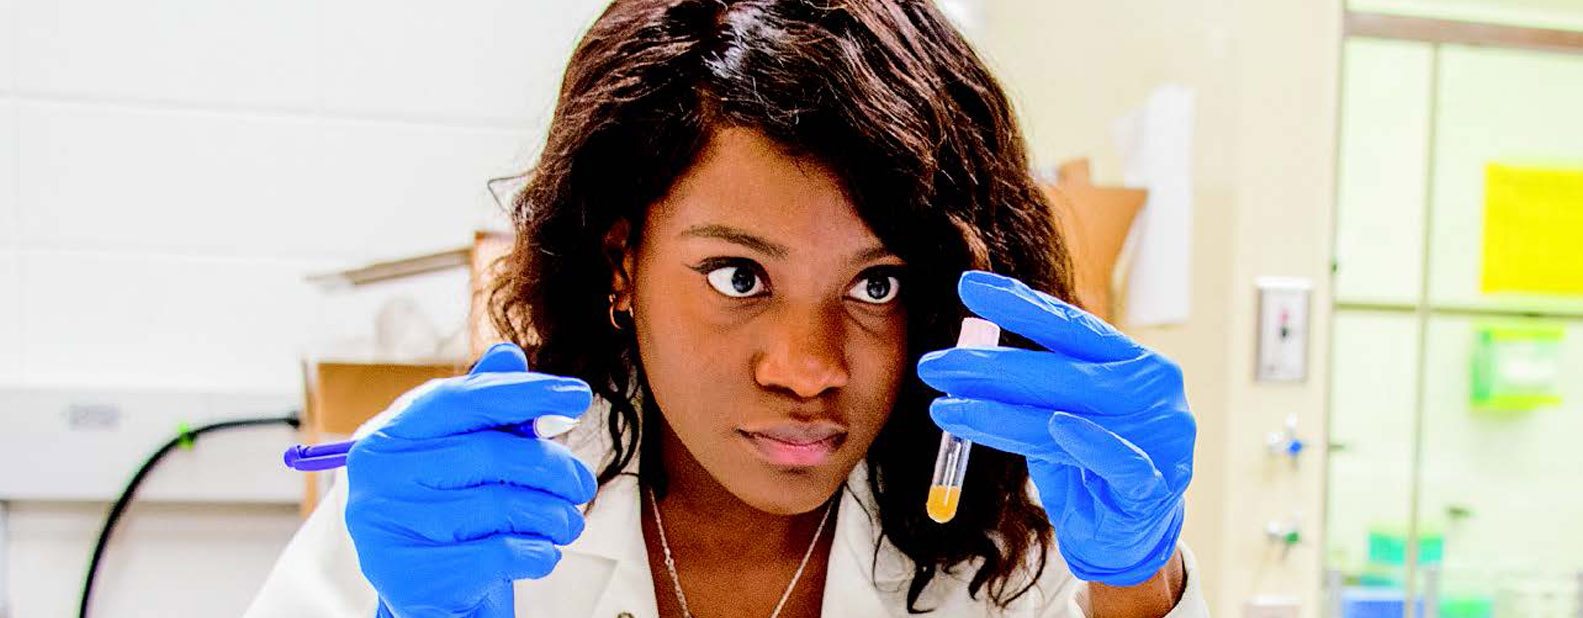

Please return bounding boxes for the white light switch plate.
[1255,277,1312,382]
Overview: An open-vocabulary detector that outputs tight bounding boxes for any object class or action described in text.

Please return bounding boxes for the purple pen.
[282,415,581,471]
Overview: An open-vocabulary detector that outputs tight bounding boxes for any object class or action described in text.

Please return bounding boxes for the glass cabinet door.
[1329,21,1583,618]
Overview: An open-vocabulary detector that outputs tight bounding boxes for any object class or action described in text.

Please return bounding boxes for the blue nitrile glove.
[917,271,1195,587]
[345,342,598,618]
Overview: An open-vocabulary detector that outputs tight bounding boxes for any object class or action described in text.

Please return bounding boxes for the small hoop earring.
[608,293,631,331]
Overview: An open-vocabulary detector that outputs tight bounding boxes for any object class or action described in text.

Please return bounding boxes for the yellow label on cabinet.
[1482,163,1583,295]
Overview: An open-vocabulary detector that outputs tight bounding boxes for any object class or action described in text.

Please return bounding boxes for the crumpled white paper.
[1113,84,1197,327]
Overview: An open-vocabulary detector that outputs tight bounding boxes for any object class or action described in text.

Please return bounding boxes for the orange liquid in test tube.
[926,317,1001,523]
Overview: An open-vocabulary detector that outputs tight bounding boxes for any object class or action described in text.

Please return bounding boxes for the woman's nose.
[752,305,850,399]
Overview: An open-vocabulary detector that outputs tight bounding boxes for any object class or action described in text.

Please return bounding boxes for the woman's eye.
[848,274,900,304]
[705,265,765,298]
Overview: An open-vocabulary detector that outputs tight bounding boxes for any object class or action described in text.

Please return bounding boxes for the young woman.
[245,1,1204,617]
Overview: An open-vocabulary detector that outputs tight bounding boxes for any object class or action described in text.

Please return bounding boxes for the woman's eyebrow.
[852,245,896,264]
[680,224,788,258]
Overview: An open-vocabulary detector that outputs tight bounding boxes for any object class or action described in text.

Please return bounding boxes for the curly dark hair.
[487,0,1076,612]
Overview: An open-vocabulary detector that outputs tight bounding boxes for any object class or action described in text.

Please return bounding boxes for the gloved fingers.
[376,580,515,618]
[1045,412,1170,507]
[1026,459,1080,514]
[377,372,594,440]
[435,533,564,582]
[470,585,519,618]
[917,346,1140,416]
[395,485,586,546]
[361,431,598,505]
[469,342,530,374]
[957,270,1144,363]
[929,397,1078,466]
[1058,503,1187,587]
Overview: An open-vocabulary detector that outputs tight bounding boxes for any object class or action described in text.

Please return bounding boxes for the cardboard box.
[1041,159,1146,323]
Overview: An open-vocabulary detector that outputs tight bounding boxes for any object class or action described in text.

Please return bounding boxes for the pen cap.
[956,317,1001,349]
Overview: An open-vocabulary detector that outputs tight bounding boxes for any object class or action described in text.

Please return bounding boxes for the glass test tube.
[927,317,1001,523]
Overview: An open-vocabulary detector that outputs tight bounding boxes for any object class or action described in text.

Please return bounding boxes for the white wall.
[0,1,609,616]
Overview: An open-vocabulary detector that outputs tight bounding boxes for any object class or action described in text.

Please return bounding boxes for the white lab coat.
[243,381,1211,618]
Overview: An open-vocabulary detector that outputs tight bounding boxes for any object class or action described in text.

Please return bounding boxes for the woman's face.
[618,127,908,515]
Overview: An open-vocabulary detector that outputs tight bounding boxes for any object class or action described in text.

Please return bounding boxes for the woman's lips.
[738,424,847,468]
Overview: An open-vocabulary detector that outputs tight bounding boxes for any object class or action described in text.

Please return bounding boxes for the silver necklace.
[646,487,835,618]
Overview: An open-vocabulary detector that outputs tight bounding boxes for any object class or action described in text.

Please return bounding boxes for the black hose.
[77,414,301,618]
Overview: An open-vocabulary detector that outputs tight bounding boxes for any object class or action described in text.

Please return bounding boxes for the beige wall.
[974,1,1341,616]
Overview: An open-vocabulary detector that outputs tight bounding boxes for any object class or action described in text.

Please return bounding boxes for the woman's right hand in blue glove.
[345,342,598,618]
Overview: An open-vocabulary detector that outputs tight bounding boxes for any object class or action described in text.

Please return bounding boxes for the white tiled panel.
[0,0,16,92]
[16,102,323,258]
[310,118,530,260]
[0,250,20,383]
[0,98,17,246]
[13,0,320,109]
[17,249,329,393]
[318,0,607,126]
[17,102,527,262]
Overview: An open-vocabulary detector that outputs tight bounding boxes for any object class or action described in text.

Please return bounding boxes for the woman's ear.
[603,218,636,309]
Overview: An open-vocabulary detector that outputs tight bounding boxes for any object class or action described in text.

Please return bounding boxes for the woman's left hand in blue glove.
[917,270,1196,587]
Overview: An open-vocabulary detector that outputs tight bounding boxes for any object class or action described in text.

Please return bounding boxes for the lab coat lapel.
[819,462,933,618]
[514,472,660,618]
[819,476,901,617]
